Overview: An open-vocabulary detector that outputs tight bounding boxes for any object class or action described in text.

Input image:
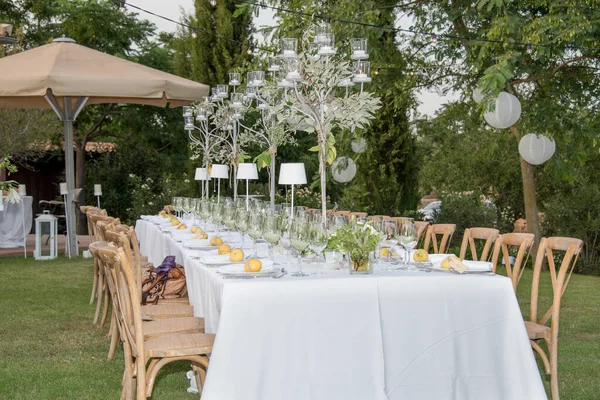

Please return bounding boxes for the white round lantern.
[331,156,357,183]
[484,92,522,129]
[518,133,556,165]
[472,88,486,104]
[351,137,367,153]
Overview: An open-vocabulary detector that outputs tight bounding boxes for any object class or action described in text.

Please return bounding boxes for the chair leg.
[550,342,560,400]
[99,282,110,328]
[90,259,99,304]
[123,343,135,400]
[135,358,147,400]
[93,271,104,325]
[108,311,119,360]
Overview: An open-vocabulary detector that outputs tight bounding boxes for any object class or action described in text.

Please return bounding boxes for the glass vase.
[348,251,375,275]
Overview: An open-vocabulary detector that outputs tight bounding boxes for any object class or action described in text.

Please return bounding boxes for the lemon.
[210,236,224,247]
[413,249,429,262]
[194,232,208,240]
[380,247,390,257]
[230,248,244,262]
[170,217,179,226]
[177,223,188,230]
[190,226,201,234]
[218,244,232,255]
[244,258,262,272]
[158,210,166,217]
[441,255,462,269]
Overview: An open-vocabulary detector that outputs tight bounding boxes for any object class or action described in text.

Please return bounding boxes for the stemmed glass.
[182,197,192,222]
[247,212,263,257]
[290,218,310,277]
[235,207,249,249]
[377,220,397,271]
[199,199,211,231]
[223,205,237,242]
[263,213,282,260]
[309,222,328,275]
[211,202,224,236]
[172,197,182,218]
[396,220,418,270]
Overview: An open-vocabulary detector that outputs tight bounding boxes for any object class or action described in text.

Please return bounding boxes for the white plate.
[172,232,194,242]
[432,260,493,273]
[183,239,213,249]
[218,260,275,274]
[187,249,219,258]
[200,254,263,265]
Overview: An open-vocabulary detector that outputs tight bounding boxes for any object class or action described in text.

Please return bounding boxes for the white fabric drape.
[0,196,33,248]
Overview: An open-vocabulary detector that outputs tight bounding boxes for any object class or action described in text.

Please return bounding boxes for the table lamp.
[94,184,102,208]
[59,182,71,258]
[18,184,26,196]
[195,168,210,198]
[210,164,229,204]
[278,163,307,216]
[236,163,258,211]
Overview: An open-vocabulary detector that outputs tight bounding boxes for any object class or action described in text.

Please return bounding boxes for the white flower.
[148,202,154,206]
[184,179,190,183]
[6,188,21,204]
[129,173,136,178]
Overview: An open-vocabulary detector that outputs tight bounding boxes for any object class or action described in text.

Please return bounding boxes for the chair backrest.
[414,221,430,242]
[530,237,583,327]
[350,212,368,218]
[459,227,500,262]
[96,243,144,359]
[423,224,456,254]
[370,215,389,222]
[90,214,118,241]
[105,228,143,303]
[490,233,535,291]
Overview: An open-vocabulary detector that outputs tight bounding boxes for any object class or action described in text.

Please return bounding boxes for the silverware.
[272,268,287,279]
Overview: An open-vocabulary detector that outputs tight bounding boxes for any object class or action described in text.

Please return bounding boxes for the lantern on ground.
[35,212,58,260]
[484,92,521,129]
[518,133,556,165]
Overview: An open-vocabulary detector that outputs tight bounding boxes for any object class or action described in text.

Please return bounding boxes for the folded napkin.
[187,249,219,258]
[201,254,237,264]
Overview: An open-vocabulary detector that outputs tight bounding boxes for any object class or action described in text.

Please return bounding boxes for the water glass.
[290,218,310,277]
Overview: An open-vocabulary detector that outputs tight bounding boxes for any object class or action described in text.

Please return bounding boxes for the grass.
[1,256,599,399]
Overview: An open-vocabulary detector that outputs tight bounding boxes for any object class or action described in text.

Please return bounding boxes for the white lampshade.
[18,184,26,196]
[194,168,210,181]
[518,133,556,165]
[94,184,102,196]
[278,163,307,185]
[210,164,229,179]
[484,92,521,129]
[59,182,68,195]
[237,163,258,180]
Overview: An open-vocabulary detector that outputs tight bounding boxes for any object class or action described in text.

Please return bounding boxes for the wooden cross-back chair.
[83,209,109,305]
[91,219,120,327]
[334,210,351,222]
[490,233,535,291]
[94,243,213,400]
[414,221,429,243]
[459,227,500,262]
[369,215,390,222]
[526,236,583,400]
[422,224,456,254]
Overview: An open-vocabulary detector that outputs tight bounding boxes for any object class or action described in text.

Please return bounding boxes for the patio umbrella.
[0,37,209,256]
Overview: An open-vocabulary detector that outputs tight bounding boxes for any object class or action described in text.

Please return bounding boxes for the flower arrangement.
[327,222,383,272]
[0,155,21,204]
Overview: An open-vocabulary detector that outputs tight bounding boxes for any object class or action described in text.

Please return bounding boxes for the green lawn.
[0,256,599,399]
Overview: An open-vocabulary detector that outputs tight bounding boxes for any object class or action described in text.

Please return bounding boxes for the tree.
[406,0,600,261]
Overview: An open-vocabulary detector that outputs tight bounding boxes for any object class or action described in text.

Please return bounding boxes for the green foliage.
[433,193,498,248]
[327,222,383,265]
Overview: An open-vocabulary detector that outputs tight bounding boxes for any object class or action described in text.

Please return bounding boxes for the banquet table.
[0,196,33,248]
[136,219,547,400]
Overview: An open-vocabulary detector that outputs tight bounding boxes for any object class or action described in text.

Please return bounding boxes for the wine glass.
[182,197,192,222]
[223,204,237,242]
[309,222,328,275]
[262,214,281,259]
[211,202,224,236]
[247,212,263,257]
[290,218,310,277]
[397,221,418,270]
[377,220,397,271]
[235,207,249,249]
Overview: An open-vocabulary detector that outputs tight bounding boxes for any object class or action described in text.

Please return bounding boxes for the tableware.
[290,218,310,277]
[217,260,275,273]
[396,220,418,270]
[431,260,493,273]
[183,239,213,249]
[172,232,194,242]
[309,222,328,275]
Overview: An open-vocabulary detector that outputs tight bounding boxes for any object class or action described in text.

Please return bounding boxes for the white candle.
[252,80,264,86]
[353,50,367,57]
[286,71,301,80]
[232,101,243,108]
[60,182,68,195]
[283,50,296,57]
[229,79,240,85]
[18,184,26,196]
[320,46,333,52]
[268,65,280,72]
[94,184,102,196]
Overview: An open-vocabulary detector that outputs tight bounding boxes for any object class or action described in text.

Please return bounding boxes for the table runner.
[136,219,547,400]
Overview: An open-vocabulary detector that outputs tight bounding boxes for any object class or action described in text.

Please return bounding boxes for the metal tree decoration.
[276,25,381,220]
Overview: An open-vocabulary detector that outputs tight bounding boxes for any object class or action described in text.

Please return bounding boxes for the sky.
[133,0,453,117]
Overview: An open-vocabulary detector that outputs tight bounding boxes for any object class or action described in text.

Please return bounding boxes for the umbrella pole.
[45,92,88,258]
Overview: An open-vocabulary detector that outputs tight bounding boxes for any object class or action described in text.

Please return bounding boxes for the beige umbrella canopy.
[0,37,209,256]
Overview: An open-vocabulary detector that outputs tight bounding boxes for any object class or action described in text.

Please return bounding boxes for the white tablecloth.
[136,219,547,400]
[0,196,33,248]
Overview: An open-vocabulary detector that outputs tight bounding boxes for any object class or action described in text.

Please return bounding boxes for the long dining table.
[136,218,547,400]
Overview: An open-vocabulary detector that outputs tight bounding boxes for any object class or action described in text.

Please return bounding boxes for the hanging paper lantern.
[331,157,357,183]
[484,92,522,129]
[351,137,367,153]
[472,88,486,104]
[518,134,556,165]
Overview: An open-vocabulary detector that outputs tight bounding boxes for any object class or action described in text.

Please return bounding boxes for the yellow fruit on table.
[230,248,244,262]
[190,226,202,234]
[178,223,188,230]
[194,232,208,240]
[380,247,390,257]
[218,244,232,255]
[413,249,429,262]
[244,258,262,272]
[210,236,224,247]
[170,217,179,226]
[158,210,166,217]
[441,255,462,269]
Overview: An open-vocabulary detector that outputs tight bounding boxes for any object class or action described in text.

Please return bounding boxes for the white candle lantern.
[184,115,195,130]
[182,106,193,117]
[314,24,331,45]
[216,84,229,98]
[35,212,58,260]
[196,107,208,122]
[281,38,298,58]
[353,61,372,83]
[251,70,265,87]
[317,33,336,56]
[230,92,244,108]
[307,43,321,61]
[268,57,281,72]
[285,58,302,81]
[351,38,368,59]
[229,72,241,86]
